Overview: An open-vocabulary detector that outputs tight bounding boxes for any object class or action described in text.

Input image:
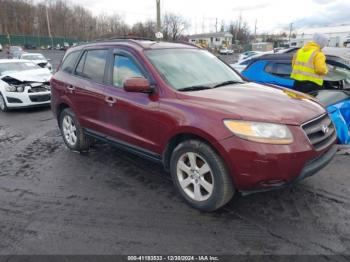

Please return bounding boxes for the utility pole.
[254,19,257,42]
[156,0,161,32]
[288,22,293,44]
[46,1,53,48]
[215,18,218,33]
[234,12,242,44]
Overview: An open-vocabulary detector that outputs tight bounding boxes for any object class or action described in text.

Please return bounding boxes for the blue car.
[240,52,350,144]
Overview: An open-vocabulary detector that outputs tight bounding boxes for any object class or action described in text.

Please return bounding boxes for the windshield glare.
[145,49,243,90]
[0,62,41,75]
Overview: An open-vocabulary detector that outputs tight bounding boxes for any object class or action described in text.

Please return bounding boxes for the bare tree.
[0,0,189,43]
[228,16,251,45]
[162,13,189,41]
[131,20,156,38]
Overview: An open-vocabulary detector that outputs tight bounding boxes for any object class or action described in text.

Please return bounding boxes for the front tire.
[59,108,91,152]
[0,93,8,112]
[170,139,234,212]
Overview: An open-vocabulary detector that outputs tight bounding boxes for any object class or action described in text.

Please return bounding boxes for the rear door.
[71,48,111,134]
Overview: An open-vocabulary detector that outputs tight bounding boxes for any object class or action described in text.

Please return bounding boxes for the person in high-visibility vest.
[291,33,329,93]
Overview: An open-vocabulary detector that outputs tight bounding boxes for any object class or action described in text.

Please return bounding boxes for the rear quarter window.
[74,49,108,83]
[60,51,81,74]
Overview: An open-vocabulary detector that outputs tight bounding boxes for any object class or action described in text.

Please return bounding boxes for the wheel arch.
[162,131,229,173]
[56,102,71,125]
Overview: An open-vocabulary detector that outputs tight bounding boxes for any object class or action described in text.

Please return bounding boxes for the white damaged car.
[0,59,52,112]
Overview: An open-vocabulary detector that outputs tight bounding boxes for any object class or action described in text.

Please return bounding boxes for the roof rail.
[73,36,156,48]
[174,40,200,48]
[108,36,155,41]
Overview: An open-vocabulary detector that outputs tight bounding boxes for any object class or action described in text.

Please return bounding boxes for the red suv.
[51,39,337,211]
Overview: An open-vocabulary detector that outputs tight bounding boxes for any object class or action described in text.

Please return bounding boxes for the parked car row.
[3,46,53,71]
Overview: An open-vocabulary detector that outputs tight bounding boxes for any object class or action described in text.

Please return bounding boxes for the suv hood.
[177,82,326,125]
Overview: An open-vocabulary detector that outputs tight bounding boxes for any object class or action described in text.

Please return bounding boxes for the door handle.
[105,96,117,107]
[66,85,75,93]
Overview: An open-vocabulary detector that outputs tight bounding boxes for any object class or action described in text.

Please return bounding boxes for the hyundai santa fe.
[51,38,337,211]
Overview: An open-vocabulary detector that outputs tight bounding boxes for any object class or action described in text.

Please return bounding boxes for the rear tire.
[0,93,8,112]
[170,139,234,212]
[59,108,91,152]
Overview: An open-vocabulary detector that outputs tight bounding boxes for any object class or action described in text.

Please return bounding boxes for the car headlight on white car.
[5,85,27,93]
[224,120,293,144]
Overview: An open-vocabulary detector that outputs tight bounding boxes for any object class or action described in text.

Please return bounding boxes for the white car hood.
[1,68,52,83]
[32,60,48,64]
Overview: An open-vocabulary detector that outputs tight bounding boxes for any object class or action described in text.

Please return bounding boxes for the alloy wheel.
[176,152,214,202]
[62,115,77,146]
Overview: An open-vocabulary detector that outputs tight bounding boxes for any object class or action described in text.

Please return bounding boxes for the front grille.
[29,94,51,102]
[28,87,49,93]
[302,114,337,151]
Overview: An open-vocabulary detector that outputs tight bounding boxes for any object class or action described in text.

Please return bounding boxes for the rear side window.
[75,49,108,83]
[265,62,292,78]
[61,51,80,74]
[113,54,144,87]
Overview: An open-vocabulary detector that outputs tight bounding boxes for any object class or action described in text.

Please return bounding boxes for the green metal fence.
[0,34,78,47]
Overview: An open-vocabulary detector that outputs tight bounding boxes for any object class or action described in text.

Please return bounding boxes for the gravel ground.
[0,50,350,257]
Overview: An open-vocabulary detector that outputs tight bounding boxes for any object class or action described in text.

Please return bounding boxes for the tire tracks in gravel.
[0,128,62,180]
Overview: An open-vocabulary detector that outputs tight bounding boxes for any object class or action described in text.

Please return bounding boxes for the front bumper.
[218,125,337,192]
[4,90,51,108]
[240,145,337,195]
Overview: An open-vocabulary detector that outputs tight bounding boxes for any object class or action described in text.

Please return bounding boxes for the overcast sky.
[45,0,350,34]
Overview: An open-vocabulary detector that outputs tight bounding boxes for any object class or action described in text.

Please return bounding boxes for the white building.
[188,32,233,48]
[292,24,350,47]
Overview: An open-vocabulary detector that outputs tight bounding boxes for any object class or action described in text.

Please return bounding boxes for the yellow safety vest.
[290,49,323,86]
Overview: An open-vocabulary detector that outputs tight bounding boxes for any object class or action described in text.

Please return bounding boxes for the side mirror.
[123,77,153,93]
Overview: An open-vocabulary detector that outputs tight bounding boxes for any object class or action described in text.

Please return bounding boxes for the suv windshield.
[145,49,243,90]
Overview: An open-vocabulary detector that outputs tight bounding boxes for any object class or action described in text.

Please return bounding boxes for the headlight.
[5,85,26,92]
[5,85,17,92]
[224,120,293,144]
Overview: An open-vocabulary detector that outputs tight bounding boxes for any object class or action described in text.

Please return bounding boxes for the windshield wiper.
[213,80,245,88]
[177,85,213,92]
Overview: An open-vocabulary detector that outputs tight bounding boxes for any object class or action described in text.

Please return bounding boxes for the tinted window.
[61,51,80,74]
[265,62,292,78]
[75,52,87,76]
[113,55,144,87]
[75,49,108,83]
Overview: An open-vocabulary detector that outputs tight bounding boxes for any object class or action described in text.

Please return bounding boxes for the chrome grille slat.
[302,114,336,151]
[304,117,332,135]
[309,127,335,145]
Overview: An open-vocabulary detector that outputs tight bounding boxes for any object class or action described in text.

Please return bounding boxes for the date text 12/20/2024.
[127,256,219,261]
